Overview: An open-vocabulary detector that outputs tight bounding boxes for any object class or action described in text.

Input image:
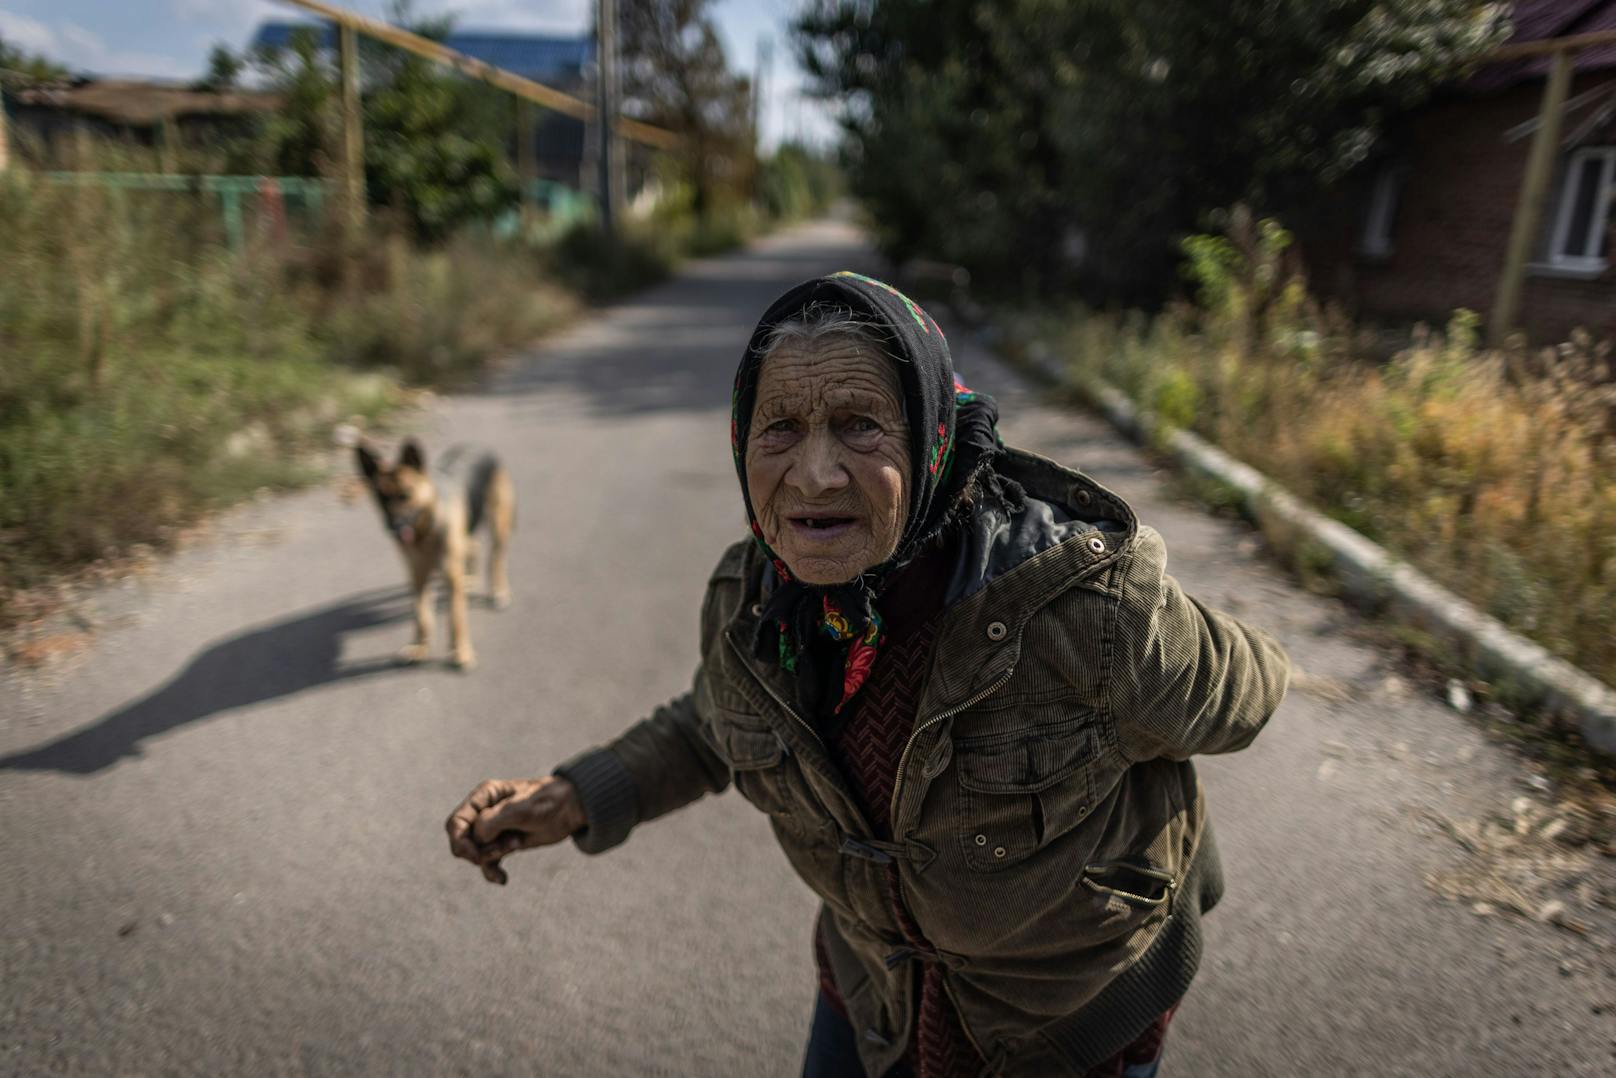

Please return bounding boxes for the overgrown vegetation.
[1041,209,1616,687]
[0,135,837,611]
[796,0,1506,303]
[0,164,573,605]
[0,5,839,618]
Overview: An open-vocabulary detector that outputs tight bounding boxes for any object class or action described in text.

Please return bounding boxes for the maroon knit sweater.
[812,546,1176,1078]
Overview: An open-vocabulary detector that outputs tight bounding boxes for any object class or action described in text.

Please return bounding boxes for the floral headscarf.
[731,271,1006,718]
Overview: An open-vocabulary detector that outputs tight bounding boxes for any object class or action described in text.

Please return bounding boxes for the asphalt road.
[3,219,1612,1077]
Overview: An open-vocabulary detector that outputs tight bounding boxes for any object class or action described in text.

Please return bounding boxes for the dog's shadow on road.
[0,588,421,776]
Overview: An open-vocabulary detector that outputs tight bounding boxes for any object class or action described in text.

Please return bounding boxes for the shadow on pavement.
[0,588,417,775]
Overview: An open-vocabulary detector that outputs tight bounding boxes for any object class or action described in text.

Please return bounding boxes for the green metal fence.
[39,172,332,252]
[494,178,597,240]
[38,171,594,249]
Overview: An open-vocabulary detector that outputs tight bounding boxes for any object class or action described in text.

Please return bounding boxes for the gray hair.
[757,302,898,367]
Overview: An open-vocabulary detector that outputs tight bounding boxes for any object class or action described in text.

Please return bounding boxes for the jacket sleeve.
[551,554,739,855]
[1106,527,1291,763]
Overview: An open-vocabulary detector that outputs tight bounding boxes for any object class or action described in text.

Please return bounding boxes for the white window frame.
[1358,165,1403,258]
[1548,146,1616,272]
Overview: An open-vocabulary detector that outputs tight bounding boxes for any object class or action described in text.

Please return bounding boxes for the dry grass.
[1049,210,1616,690]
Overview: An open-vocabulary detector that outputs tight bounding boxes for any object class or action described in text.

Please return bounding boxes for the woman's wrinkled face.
[746,337,911,585]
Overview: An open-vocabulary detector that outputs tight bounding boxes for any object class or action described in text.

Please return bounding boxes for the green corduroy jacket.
[557,447,1291,1076]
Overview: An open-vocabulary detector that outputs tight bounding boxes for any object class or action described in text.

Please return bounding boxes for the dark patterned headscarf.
[731,271,1008,718]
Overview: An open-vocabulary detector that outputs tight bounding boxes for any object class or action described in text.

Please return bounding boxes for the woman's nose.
[789,429,850,496]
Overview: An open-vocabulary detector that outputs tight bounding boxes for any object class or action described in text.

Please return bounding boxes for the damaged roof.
[8,79,282,127]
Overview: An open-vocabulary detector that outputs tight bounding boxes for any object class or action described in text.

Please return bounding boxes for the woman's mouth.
[787,515,858,541]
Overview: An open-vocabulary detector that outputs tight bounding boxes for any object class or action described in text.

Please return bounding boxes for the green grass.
[1,349,396,582]
[0,167,562,611]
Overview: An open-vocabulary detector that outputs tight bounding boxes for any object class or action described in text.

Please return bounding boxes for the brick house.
[1301,0,1616,344]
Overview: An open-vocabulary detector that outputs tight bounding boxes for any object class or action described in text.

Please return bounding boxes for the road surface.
[3,218,1612,1076]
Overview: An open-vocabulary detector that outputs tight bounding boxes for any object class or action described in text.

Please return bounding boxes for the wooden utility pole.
[0,87,10,174]
[338,20,365,237]
[1490,29,1616,62]
[271,0,677,150]
[753,36,772,152]
[1489,49,1573,345]
[596,0,625,231]
[517,97,537,221]
[159,115,180,173]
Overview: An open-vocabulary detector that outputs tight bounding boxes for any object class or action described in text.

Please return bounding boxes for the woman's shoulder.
[998,445,1136,531]
[708,536,757,584]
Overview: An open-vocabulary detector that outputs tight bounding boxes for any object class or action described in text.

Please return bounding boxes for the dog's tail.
[465,453,498,535]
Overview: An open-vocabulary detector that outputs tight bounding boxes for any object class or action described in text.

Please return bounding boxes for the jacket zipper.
[732,627,1009,1065]
[887,670,1015,1073]
[888,664,1015,831]
[725,630,825,750]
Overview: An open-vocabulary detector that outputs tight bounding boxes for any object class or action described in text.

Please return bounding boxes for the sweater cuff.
[553,748,640,855]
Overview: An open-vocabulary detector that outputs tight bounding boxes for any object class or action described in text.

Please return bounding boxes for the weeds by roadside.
[1034,207,1616,693]
[0,140,839,629]
[0,167,559,619]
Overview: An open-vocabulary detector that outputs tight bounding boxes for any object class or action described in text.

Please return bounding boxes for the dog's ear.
[356,443,381,483]
[398,439,425,472]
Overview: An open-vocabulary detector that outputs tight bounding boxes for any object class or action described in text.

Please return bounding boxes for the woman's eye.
[846,417,880,434]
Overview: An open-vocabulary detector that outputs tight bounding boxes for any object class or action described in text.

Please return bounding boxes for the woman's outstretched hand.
[445,776,586,885]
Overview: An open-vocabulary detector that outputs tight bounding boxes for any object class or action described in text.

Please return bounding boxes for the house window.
[1359,166,1403,257]
[1549,147,1616,271]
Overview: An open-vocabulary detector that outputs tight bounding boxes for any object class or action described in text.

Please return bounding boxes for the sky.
[0,0,837,147]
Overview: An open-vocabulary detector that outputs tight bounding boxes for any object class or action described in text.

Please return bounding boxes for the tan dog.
[356,439,514,670]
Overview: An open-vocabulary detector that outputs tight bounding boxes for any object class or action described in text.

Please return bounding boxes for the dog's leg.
[464,535,480,577]
[444,551,476,671]
[487,467,514,610]
[399,557,433,664]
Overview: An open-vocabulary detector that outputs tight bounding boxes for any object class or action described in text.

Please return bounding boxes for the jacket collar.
[727,447,1136,720]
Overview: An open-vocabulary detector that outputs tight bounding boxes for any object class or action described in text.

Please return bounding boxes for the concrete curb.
[1016,349,1616,756]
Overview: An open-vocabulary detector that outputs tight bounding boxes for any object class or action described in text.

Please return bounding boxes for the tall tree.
[0,32,69,81]
[252,27,340,179]
[360,6,517,241]
[618,0,755,217]
[250,4,517,241]
[194,44,245,92]
[797,0,1508,302]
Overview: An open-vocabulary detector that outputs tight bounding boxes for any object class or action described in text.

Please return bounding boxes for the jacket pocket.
[712,713,805,820]
[955,720,1096,873]
[1077,859,1176,940]
[1080,861,1174,908]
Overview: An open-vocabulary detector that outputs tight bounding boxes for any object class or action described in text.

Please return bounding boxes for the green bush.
[542,219,680,302]
[324,235,574,383]
[757,143,843,222]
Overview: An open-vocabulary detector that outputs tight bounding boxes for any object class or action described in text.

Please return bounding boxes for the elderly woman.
[446,272,1290,1078]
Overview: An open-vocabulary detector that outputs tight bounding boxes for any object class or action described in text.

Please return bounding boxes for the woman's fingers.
[446,779,518,862]
[447,777,575,885]
[470,789,538,845]
[470,830,544,886]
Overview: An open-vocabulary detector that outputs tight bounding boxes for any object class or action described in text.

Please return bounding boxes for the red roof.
[1472,1,1616,90]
